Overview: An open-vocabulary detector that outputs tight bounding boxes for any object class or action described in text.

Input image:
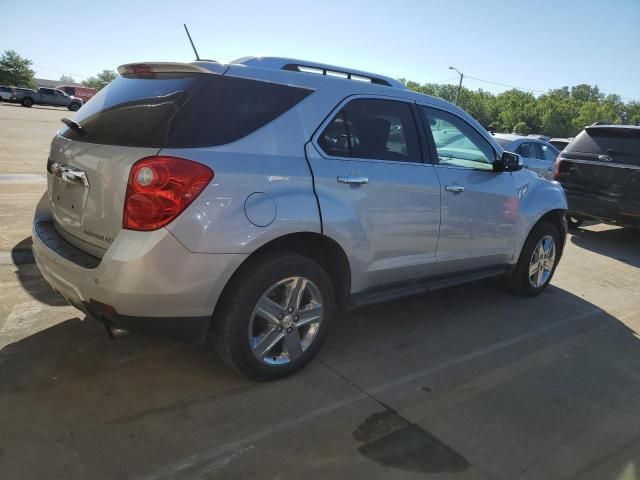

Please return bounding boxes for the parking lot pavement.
[1,103,640,480]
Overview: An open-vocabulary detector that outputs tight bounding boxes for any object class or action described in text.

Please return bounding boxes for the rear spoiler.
[117,62,224,75]
[585,125,640,138]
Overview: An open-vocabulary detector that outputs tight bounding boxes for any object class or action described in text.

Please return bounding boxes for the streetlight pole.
[449,66,463,105]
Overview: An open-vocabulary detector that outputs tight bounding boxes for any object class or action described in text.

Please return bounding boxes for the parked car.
[554,124,640,228]
[493,134,560,179]
[549,137,573,150]
[56,84,97,103]
[10,88,37,102]
[527,134,551,142]
[32,57,568,380]
[17,87,83,111]
[0,86,14,101]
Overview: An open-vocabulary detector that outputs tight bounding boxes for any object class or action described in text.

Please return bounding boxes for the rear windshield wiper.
[61,117,88,138]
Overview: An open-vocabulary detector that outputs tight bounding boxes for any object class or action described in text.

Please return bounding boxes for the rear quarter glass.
[61,73,313,148]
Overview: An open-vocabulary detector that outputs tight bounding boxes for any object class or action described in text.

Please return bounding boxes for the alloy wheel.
[529,235,556,288]
[248,276,323,365]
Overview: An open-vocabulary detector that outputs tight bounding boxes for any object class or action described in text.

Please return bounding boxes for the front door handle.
[445,184,465,193]
[337,175,369,185]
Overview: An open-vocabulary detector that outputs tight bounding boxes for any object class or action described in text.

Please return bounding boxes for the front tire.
[507,221,561,296]
[68,103,80,111]
[22,98,33,107]
[211,253,335,380]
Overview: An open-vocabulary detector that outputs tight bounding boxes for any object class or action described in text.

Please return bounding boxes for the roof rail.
[231,56,406,89]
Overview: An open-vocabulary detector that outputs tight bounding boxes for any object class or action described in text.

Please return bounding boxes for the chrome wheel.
[529,235,556,288]
[248,276,323,365]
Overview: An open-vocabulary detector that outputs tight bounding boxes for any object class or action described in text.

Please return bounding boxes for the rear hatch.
[556,126,640,220]
[47,63,222,257]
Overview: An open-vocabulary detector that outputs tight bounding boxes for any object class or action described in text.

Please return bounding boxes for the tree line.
[401,79,640,138]
[0,50,116,92]
[2,49,638,137]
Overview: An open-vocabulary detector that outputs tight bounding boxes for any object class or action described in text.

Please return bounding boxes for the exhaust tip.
[105,325,130,339]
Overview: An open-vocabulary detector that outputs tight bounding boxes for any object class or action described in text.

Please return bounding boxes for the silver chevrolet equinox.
[32,57,568,379]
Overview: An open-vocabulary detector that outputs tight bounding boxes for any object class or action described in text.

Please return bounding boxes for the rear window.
[62,73,312,148]
[569,128,640,155]
[493,137,512,148]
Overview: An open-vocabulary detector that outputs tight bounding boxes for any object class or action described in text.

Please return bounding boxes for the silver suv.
[32,57,568,379]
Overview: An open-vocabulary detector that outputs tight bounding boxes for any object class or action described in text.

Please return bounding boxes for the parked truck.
[14,87,83,111]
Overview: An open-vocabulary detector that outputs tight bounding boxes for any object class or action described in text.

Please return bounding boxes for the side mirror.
[493,151,523,172]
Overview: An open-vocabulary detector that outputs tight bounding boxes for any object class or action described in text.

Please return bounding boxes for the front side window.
[318,98,421,162]
[422,107,495,170]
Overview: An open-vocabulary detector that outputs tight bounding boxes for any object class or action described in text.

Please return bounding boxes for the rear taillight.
[123,156,213,231]
[553,155,564,179]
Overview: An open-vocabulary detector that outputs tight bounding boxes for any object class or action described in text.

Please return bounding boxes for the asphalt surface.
[1,101,640,480]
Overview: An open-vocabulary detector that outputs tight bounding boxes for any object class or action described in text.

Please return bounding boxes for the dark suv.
[554,124,640,228]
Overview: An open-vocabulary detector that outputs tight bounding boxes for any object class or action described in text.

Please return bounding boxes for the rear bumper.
[566,193,640,227]
[32,195,247,342]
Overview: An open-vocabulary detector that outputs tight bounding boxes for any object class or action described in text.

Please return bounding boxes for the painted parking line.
[0,174,46,184]
[139,307,615,480]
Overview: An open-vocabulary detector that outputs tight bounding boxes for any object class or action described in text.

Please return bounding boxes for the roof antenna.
[183,24,201,61]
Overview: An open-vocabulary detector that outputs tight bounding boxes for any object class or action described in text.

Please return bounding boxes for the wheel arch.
[212,232,351,323]
[527,208,567,256]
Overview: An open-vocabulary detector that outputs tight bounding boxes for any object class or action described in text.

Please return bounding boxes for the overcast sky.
[2,0,638,100]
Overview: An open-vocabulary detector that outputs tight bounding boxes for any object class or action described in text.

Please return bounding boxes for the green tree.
[403,78,636,137]
[513,121,530,135]
[59,74,75,83]
[571,84,603,103]
[494,89,539,133]
[82,69,117,91]
[624,101,640,125]
[0,50,35,88]
[537,91,579,137]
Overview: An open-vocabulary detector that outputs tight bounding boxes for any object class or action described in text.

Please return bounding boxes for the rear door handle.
[445,184,465,193]
[337,175,369,185]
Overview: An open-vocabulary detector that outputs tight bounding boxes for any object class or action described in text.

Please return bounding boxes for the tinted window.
[568,128,640,166]
[41,88,54,95]
[319,98,421,162]
[62,74,312,148]
[318,112,351,157]
[550,140,569,150]
[422,107,495,170]
[530,143,544,160]
[517,142,532,158]
[541,143,559,161]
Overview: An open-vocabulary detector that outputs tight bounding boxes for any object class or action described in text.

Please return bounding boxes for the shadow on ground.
[570,226,640,268]
[11,236,68,306]
[2,274,640,479]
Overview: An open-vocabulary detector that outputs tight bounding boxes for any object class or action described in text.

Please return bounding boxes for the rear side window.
[62,74,312,148]
[318,98,421,162]
[541,143,558,161]
[568,128,640,166]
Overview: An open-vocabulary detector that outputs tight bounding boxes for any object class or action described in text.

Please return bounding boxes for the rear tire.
[567,215,583,229]
[211,253,335,380]
[22,98,33,107]
[507,221,561,296]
